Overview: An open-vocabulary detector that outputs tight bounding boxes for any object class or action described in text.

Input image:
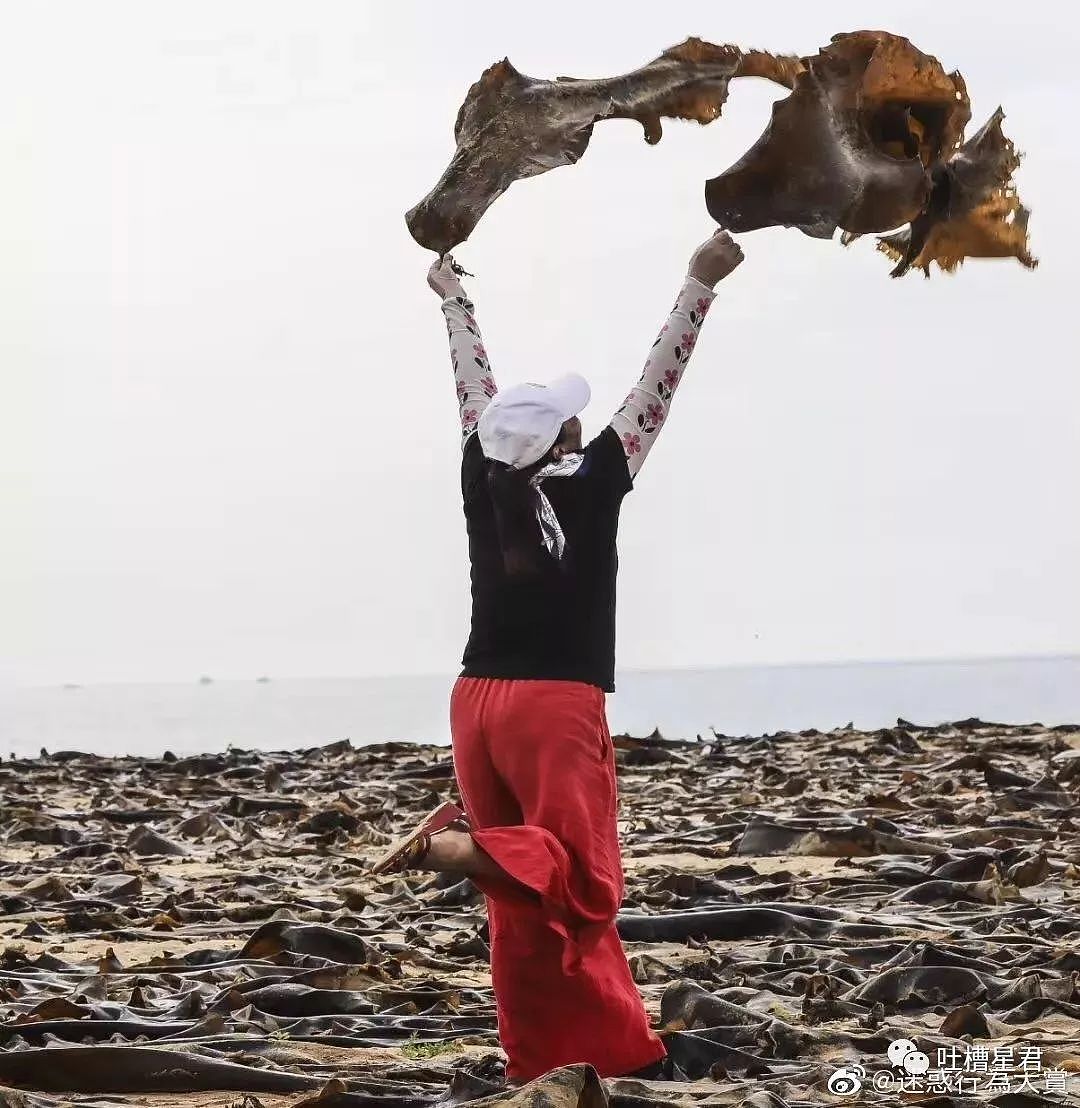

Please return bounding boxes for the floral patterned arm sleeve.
[441,291,496,446]
[610,276,716,478]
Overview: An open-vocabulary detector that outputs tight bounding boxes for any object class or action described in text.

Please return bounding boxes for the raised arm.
[610,231,744,478]
[429,255,497,446]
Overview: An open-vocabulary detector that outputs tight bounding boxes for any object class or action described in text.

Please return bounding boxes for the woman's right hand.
[428,254,466,299]
[688,230,745,288]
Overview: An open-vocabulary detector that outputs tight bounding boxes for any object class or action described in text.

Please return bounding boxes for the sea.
[2,655,1078,760]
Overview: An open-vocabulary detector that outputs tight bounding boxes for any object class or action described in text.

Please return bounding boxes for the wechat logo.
[888,1038,930,1075]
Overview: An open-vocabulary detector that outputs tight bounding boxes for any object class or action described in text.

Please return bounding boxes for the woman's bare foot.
[372,809,534,898]
[370,801,467,875]
[420,828,474,871]
[423,829,511,886]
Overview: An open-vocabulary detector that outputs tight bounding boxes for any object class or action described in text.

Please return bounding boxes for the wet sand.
[2,719,1080,1106]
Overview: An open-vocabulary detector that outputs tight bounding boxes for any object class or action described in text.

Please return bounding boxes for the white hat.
[478,373,591,469]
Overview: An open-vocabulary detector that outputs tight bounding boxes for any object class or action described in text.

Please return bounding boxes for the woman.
[373,230,745,1082]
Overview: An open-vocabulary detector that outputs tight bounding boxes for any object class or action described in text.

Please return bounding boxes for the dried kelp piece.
[214,983,376,1017]
[940,1003,992,1038]
[618,905,836,943]
[706,31,968,239]
[874,109,1039,275]
[406,40,799,256]
[453,1063,608,1108]
[1,1018,196,1046]
[843,965,997,1007]
[409,31,1034,279]
[0,1046,322,1093]
[126,825,189,857]
[238,921,373,964]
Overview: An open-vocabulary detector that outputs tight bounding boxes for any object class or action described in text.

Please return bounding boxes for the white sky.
[2,1,1077,688]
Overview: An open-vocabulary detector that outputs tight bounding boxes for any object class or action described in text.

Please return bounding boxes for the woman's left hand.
[428,255,466,299]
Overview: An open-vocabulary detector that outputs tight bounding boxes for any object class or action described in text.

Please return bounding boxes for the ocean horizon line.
[11,648,1080,692]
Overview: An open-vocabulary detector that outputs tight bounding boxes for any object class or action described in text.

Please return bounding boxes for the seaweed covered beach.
[3,719,1080,1107]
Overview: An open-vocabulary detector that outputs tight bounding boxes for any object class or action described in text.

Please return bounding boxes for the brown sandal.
[371,801,469,875]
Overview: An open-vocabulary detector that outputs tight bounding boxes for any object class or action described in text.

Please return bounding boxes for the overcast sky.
[2,1,1077,688]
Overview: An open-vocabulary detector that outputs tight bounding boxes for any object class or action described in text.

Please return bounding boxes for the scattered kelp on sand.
[2,718,1080,1107]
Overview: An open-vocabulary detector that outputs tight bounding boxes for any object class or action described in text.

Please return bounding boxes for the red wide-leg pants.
[449,676,666,1082]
